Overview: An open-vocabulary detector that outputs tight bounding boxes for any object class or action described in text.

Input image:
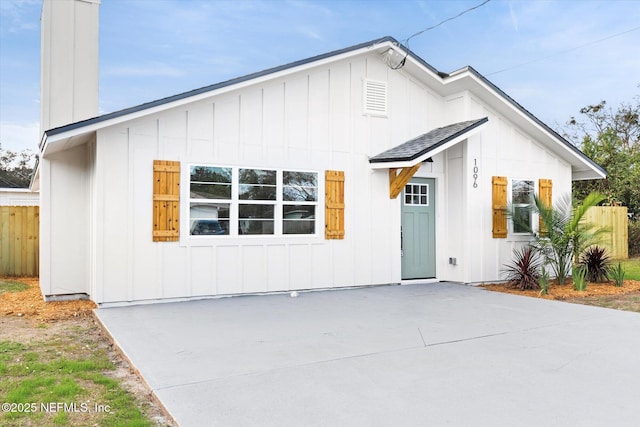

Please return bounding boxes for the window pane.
[283,205,315,219]
[190,166,231,183]
[283,205,315,234]
[284,220,315,234]
[190,203,229,235]
[513,205,531,233]
[283,171,317,201]
[283,171,317,187]
[283,186,317,201]
[239,220,274,235]
[239,184,276,200]
[239,169,276,185]
[513,180,533,204]
[239,204,274,219]
[190,183,231,199]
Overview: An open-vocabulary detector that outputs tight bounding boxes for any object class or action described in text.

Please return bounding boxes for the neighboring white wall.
[91,53,446,304]
[0,189,39,206]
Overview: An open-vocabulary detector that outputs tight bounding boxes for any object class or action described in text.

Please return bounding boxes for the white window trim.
[403,183,429,206]
[182,163,321,244]
[507,178,538,241]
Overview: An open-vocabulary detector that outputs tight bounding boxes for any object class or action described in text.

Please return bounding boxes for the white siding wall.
[92,53,445,304]
[87,53,575,303]
[40,144,92,297]
[439,94,573,283]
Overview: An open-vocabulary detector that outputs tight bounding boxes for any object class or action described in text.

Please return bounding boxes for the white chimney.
[40,0,100,135]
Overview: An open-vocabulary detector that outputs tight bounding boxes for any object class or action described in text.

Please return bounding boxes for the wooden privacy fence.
[584,206,628,259]
[0,206,39,276]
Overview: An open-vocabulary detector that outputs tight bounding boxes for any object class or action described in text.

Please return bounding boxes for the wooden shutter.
[325,170,345,239]
[492,176,508,238]
[153,160,180,242]
[539,178,553,236]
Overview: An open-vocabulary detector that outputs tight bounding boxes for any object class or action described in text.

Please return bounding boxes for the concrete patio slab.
[94,282,640,426]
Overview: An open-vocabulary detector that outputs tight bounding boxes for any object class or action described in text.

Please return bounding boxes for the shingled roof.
[369,117,488,163]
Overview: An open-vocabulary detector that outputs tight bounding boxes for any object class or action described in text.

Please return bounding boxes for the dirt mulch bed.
[0,277,97,321]
[481,278,640,300]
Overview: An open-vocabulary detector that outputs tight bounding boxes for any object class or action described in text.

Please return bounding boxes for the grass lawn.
[0,278,174,427]
[0,318,156,427]
[0,280,29,295]
[616,257,640,280]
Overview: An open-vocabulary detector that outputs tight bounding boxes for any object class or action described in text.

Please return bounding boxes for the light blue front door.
[401,178,436,279]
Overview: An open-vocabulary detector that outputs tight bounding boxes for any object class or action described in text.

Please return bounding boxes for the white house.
[33,0,605,305]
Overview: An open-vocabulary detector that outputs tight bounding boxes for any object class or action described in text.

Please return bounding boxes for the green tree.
[565,94,640,218]
[0,144,36,188]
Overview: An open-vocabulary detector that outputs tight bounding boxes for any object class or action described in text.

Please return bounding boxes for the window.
[239,169,276,235]
[189,165,318,236]
[512,180,534,233]
[283,171,317,235]
[190,166,231,235]
[404,183,429,206]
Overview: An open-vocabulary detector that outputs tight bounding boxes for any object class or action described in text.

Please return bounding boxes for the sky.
[0,0,639,154]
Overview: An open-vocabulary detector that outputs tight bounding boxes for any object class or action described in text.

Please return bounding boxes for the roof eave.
[41,36,404,146]
[441,67,607,180]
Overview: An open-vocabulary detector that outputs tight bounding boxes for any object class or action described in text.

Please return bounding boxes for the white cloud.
[0,121,40,152]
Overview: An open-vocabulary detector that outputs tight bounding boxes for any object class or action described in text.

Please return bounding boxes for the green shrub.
[572,265,588,291]
[629,220,640,257]
[609,262,626,287]
[538,265,550,296]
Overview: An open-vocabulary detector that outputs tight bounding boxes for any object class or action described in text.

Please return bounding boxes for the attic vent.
[363,79,387,116]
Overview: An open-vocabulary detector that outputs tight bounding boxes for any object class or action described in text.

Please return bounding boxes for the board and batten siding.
[441,95,573,284]
[92,52,444,303]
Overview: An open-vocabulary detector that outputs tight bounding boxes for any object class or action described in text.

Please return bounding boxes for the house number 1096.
[473,158,478,188]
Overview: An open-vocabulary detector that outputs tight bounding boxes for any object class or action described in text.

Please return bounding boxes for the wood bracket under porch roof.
[388,164,421,199]
[369,117,489,199]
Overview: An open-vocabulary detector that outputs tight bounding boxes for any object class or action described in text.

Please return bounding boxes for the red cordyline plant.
[502,246,542,290]
[579,246,611,283]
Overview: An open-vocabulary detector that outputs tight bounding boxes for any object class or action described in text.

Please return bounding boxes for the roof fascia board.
[370,122,487,169]
[572,170,605,181]
[443,68,606,179]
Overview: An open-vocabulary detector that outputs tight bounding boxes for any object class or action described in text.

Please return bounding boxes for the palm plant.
[516,192,606,285]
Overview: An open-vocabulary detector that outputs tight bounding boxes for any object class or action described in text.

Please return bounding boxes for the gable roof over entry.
[370,117,489,169]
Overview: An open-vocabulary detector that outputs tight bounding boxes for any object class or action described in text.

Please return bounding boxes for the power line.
[486,26,640,76]
[389,0,492,70]
[402,0,492,46]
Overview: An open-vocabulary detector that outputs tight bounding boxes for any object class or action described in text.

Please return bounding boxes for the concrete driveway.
[95,282,640,426]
